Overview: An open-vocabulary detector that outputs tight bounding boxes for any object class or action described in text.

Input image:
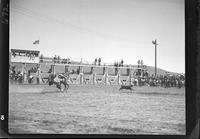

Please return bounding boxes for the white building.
[10,49,40,63]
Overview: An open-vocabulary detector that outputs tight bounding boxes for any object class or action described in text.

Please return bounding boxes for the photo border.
[0,0,199,138]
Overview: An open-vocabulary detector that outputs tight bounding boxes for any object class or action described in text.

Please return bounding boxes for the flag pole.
[155,39,157,77]
[152,39,158,77]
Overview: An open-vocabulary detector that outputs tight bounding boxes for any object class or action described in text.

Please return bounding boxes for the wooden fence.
[10,62,146,85]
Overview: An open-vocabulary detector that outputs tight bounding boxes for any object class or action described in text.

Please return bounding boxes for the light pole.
[152,39,158,77]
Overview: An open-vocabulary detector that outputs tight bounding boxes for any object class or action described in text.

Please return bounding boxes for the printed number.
[1,115,4,120]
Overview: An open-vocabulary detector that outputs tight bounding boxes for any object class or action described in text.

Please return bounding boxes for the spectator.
[117,62,119,67]
[54,55,57,63]
[94,58,97,65]
[141,60,144,66]
[114,62,116,67]
[40,54,44,63]
[12,52,16,57]
[120,59,124,67]
[137,60,140,68]
[98,58,101,66]
[57,56,60,64]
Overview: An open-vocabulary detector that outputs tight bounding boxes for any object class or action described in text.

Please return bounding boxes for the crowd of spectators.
[9,65,40,84]
[114,59,124,67]
[9,65,23,83]
[52,55,71,64]
[11,51,36,60]
[133,69,185,88]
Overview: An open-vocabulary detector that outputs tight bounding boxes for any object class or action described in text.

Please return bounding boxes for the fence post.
[103,66,106,75]
[22,63,27,84]
[127,67,131,85]
[117,73,120,85]
[51,64,53,73]
[51,64,55,74]
[91,67,96,85]
[65,65,69,73]
[104,66,109,85]
[127,67,130,76]
[53,64,56,74]
[141,69,144,77]
[115,67,118,76]
[116,67,120,85]
[91,66,94,74]
[93,73,96,85]
[79,66,83,84]
[37,64,42,84]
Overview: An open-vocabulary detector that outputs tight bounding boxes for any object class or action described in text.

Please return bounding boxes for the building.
[10,49,40,63]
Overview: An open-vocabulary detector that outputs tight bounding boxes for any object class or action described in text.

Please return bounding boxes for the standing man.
[98,58,101,66]
[94,58,97,65]
[137,60,140,68]
[121,59,124,67]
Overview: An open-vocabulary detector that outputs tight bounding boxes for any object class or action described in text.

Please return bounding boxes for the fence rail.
[40,57,147,69]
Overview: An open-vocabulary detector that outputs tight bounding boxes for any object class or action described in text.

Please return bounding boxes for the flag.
[33,40,40,45]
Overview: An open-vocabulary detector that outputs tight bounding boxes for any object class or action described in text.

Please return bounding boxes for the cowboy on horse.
[47,72,71,92]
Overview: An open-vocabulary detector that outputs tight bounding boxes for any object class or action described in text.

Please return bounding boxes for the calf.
[119,84,134,91]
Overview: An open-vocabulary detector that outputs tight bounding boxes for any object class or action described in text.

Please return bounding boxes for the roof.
[11,49,40,54]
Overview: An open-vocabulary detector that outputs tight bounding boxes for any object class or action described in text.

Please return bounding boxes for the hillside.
[39,57,183,75]
[145,66,180,76]
[10,60,182,76]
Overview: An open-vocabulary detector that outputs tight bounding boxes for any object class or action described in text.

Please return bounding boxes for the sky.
[10,0,185,73]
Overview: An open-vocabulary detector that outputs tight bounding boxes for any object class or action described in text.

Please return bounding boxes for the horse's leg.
[59,81,68,92]
[60,82,66,92]
[57,82,61,90]
[62,82,66,92]
[66,83,69,90]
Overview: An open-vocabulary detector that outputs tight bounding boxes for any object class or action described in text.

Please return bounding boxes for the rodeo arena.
[9,48,186,134]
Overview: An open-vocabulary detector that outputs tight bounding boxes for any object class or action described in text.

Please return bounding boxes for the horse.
[47,73,70,92]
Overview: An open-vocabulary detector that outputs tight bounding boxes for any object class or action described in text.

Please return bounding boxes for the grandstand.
[10,49,40,63]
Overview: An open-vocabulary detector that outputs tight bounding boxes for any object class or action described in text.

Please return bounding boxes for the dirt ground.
[9,84,185,134]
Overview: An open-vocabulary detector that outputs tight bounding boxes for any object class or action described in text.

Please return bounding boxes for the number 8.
[1,115,4,120]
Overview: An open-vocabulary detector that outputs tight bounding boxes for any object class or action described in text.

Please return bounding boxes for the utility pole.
[152,39,158,77]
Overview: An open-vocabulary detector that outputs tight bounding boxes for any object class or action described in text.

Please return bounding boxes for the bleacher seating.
[11,55,39,63]
[26,63,38,71]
